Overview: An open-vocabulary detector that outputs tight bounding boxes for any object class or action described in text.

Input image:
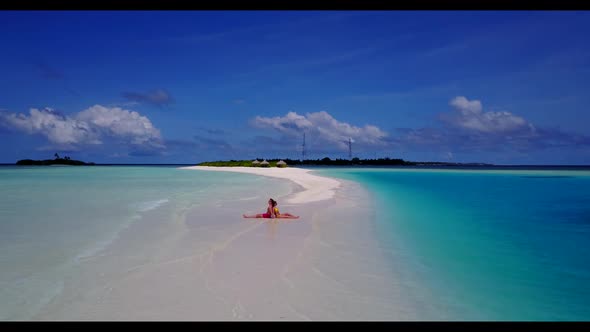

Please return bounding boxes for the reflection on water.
[266,219,278,240]
[264,218,298,240]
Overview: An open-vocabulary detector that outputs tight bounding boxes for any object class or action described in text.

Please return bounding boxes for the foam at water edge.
[135,199,170,212]
[75,199,171,263]
[72,215,140,263]
[238,196,260,201]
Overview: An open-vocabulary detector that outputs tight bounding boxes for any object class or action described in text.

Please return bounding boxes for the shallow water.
[317,167,590,320]
[3,165,589,320]
[0,166,292,320]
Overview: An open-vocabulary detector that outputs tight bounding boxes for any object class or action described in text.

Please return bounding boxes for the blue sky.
[1,10,589,164]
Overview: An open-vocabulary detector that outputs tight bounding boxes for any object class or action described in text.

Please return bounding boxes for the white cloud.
[445,96,535,134]
[0,105,164,150]
[77,105,163,147]
[252,111,388,149]
[449,96,483,115]
[253,111,313,134]
[1,108,100,146]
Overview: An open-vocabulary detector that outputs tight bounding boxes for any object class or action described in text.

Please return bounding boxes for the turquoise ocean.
[316,167,590,320]
[1,165,589,320]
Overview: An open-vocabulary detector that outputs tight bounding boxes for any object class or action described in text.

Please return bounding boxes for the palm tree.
[54,153,60,159]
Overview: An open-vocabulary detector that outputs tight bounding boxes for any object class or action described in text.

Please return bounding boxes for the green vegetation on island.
[16,153,95,166]
[198,157,492,167]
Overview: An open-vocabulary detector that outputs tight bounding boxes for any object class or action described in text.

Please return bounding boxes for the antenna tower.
[302,132,306,161]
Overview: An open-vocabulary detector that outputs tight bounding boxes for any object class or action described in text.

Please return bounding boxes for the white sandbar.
[31,166,437,320]
[180,166,341,204]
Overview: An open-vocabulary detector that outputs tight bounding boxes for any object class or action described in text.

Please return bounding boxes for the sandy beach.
[31,166,427,320]
[4,10,590,322]
[179,166,342,204]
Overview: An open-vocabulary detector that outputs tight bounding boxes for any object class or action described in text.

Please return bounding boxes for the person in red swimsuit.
[243,198,299,219]
[243,198,276,219]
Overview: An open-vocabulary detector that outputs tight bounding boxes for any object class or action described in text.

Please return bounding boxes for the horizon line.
[2,163,590,167]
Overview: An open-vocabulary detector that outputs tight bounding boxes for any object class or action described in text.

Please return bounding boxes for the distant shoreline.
[2,163,590,168]
[180,166,341,204]
[194,159,590,169]
[197,158,494,168]
[15,158,95,166]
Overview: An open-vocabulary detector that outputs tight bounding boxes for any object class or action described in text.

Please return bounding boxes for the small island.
[16,153,95,166]
[198,157,493,167]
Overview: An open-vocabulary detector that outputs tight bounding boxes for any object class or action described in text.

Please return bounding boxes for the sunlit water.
[316,167,590,320]
[0,166,291,320]
[2,165,590,320]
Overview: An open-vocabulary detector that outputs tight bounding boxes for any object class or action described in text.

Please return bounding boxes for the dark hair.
[269,198,277,207]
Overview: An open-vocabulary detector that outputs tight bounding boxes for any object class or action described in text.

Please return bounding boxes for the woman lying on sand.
[243,198,299,219]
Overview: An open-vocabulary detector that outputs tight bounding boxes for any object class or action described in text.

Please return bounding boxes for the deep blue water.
[317,168,590,320]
